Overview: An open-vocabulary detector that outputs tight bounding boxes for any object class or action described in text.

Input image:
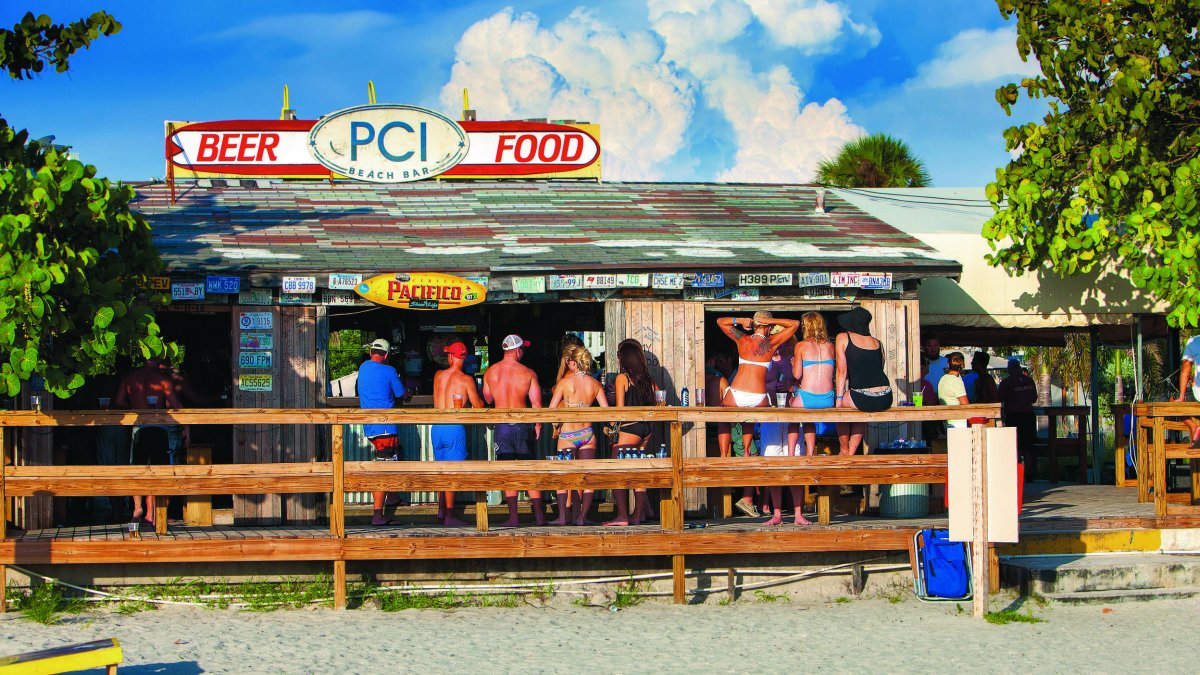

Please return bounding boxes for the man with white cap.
[483,334,546,526]
[431,341,483,526]
[357,338,407,525]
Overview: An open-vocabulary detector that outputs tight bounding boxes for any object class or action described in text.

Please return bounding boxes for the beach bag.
[914,528,971,601]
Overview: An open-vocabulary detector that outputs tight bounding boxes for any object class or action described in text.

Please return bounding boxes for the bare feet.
[603,518,630,526]
[499,517,522,527]
[132,508,144,522]
[549,517,569,526]
[572,516,594,526]
[793,513,813,526]
[763,514,783,526]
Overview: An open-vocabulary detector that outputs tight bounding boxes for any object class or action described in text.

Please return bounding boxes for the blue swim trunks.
[431,424,468,461]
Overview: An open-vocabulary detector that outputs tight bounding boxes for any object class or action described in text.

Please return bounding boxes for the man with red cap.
[431,341,483,526]
[482,333,546,526]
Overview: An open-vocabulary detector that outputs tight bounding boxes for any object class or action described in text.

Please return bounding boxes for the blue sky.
[2,1,1041,184]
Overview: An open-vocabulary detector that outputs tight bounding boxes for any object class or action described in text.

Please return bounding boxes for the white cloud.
[649,1,867,181]
[441,1,876,182]
[440,8,695,180]
[211,11,398,46]
[908,27,1040,90]
[744,0,880,53]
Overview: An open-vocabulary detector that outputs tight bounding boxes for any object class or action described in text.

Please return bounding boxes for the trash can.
[880,483,930,518]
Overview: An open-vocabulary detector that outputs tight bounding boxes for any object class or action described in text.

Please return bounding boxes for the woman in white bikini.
[548,345,608,526]
[716,311,800,517]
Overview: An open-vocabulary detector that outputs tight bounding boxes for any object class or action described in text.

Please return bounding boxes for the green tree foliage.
[815,133,931,188]
[1,11,172,397]
[985,0,1200,327]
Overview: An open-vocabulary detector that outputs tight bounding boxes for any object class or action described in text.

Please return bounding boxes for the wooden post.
[670,420,686,604]
[726,568,736,602]
[331,425,345,537]
[475,494,489,532]
[988,545,1000,594]
[721,488,732,519]
[184,444,213,526]
[333,560,347,611]
[970,425,990,618]
[1152,417,1167,517]
[1136,420,1150,502]
[0,426,6,540]
[0,564,5,614]
[817,487,831,526]
[154,501,168,536]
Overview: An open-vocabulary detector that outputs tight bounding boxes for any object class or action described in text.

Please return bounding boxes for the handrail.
[0,404,1002,427]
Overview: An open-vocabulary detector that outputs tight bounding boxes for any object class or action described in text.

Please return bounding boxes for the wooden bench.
[0,638,122,674]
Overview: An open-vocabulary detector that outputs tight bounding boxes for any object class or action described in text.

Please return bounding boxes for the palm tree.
[816,133,931,188]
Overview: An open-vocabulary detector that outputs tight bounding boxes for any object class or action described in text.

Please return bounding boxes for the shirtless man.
[431,342,483,527]
[482,334,546,526]
[114,358,186,525]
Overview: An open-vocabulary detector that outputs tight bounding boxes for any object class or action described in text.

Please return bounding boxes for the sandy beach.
[2,594,1197,673]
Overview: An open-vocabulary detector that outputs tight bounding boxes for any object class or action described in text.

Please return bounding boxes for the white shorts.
[757,422,790,457]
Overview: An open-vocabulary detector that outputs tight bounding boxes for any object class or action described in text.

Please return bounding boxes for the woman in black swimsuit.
[834,307,893,455]
[604,339,660,526]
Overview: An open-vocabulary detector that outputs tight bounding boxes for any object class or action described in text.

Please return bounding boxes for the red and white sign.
[166,118,601,180]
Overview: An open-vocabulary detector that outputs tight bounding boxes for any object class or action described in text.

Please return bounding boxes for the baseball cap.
[502,334,531,351]
[368,338,391,353]
[444,342,468,358]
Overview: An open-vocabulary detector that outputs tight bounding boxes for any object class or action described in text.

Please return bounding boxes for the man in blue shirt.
[357,338,407,525]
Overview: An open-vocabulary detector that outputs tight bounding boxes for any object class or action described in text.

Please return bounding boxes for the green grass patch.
[612,578,647,609]
[753,589,790,603]
[12,583,87,625]
[374,588,522,611]
[985,608,1045,625]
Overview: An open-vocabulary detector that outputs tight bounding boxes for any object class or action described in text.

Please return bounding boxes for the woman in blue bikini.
[789,312,836,457]
[548,345,608,525]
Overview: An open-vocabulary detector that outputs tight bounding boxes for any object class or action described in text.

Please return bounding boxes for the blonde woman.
[548,345,608,525]
[789,312,836,457]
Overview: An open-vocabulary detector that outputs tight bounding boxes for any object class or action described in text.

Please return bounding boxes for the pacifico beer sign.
[355,272,487,311]
[166,110,601,181]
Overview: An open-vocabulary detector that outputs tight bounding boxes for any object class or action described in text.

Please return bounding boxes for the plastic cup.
[655,390,667,406]
[145,395,160,408]
[696,388,705,406]
[775,393,788,407]
[451,394,465,409]
[912,393,924,407]
[29,395,41,412]
[98,397,111,410]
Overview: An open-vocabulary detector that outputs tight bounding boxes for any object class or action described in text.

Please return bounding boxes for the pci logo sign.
[308,104,469,183]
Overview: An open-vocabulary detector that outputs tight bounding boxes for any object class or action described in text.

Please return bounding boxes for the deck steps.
[1001,553,1200,601]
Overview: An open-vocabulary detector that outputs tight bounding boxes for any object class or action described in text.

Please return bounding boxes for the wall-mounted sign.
[796,272,831,288]
[281,276,316,294]
[616,273,650,287]
[738,273,793,286]
[511,276,547,294]
[166,119,601,181]
[547,275,583,291]
[327,273,362,290]
[238,351,273,369]
[860,273,893,290]
[322,290,367,306]
[205,275,241,294]
[651,273,684,290]
[238,311,273,330]
[622,288,655,297]
[464,275,490,288]
[799,286,836,300]
[583,273,617,289]
[132,276,171,291]
[239,332,273,350]
[238,374,273,392]
[278,293,313,305]
[355,272,486,311]
[171,282,205,301]
[238,289,273,305]
[691,272,725,288]
[308,104,470,183]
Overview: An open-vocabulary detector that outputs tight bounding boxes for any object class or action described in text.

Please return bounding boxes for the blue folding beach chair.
[912,528,972,602]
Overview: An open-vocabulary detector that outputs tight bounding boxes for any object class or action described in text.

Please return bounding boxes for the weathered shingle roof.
[131,180,959,276]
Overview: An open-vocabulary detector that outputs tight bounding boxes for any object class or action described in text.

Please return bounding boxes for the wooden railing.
[1,404,1002,611]
[1132,402,1200,516]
